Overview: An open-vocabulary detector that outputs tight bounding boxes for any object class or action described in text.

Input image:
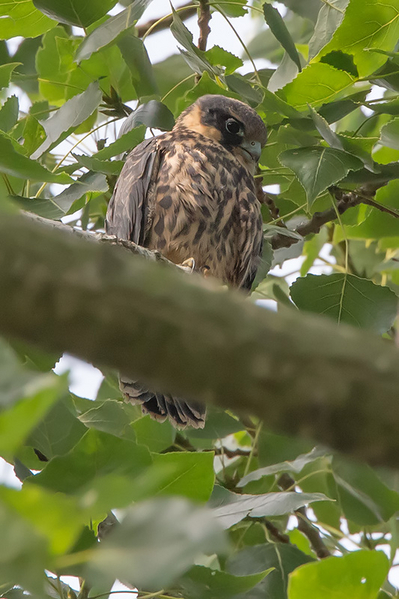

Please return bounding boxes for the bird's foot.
[180,257,196,273]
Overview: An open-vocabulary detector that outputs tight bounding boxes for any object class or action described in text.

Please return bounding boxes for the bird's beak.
[239,139,262,162]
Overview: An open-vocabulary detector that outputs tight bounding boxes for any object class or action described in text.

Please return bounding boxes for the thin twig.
[136,2,197,38]
[270,184,394,250]
[278,473,330,559]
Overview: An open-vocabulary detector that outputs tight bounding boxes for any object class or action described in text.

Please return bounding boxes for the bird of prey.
[106,94,267,429]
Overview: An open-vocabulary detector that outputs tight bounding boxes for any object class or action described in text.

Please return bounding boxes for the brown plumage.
[106,94,267,428]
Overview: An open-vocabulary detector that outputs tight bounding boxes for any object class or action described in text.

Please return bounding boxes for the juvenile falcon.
[106,94,267,428]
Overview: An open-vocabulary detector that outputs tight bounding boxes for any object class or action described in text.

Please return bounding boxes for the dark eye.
[225,118,241,135]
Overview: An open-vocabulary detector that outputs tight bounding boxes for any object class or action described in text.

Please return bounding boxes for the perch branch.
[197,0,211,51]
[2,212,399,468]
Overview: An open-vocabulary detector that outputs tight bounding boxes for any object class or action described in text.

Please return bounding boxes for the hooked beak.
[239,139,262,162]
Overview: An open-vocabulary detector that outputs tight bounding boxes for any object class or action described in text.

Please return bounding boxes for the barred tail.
[119,377,206,429]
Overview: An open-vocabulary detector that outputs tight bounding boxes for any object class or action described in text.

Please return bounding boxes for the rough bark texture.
[1,212,399,467]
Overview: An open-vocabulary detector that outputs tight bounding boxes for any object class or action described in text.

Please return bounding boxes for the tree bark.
[1,212,399,467]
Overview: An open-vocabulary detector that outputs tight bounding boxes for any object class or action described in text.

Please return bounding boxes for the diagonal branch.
[270,184,394,250]
[197,0,212,51]
[2,212,399,469]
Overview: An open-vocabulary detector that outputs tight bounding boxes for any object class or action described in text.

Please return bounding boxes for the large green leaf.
[29,429,152,494]
[290,273,397,332]
[279,146,362,205]
[0,133,72,181]
[0,0,55,39]
[308,0,348,59]
[279,63,355,110]
[288,550,389,599]
[211,490,329,528]
[132,415,175,452]
[227,543,314,599]
[75,0,153,62]
[118,101,175,136]
[33,0,117,27]
[86,498,227,591]
[0,497,49,595]
[152,451,215,501]
[179,564,273,599]
[31,81,102,159]
[0,96,18,132]
[315,0,399,77]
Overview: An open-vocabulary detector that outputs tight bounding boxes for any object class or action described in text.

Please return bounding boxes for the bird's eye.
[225,118,241,135]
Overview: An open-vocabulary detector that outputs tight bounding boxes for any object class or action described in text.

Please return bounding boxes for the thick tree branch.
[2,213,399,468]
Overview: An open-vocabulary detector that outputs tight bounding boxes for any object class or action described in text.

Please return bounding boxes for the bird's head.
[176,94,267,174]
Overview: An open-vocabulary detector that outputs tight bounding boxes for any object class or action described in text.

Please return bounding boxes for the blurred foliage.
[1,0,399,597]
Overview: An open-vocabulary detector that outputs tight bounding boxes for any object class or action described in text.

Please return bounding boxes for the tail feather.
[119,377,206,429]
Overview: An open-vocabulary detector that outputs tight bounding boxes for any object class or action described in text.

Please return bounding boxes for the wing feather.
[105,137,162,244]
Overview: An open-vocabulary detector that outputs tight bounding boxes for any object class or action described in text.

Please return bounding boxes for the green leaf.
[27,396,87,461]
[227,543,314,599]
[279,63,355,111]
[179,564,273,599]
[0,484,87,555]
[72,153,123,175]
[315,0,399,78]
[380,116,399,150]
[187,407,244,439]
[308,0,348,59]
[86,498,227,591]
[204,45,243,75]
[308,104,344,150]
[75,1,153,62]
[211,490,330,528]
[0,62,20,89]
[9,195,65,220]
[0,371,64,459]
[0,497,49,595]
[118,32,158,98]
[152,451,215,501]
[119,101,175,136]
[33,0,117,27]
[77,398,136,441]
[170,7,218,76]
[290,273,397,333]
[288,550,390,599]
[132,415,175,452]
[31,81,102,159]
[263,3,302,71]
[53,171,108,214]
[279,146,362,205]
[0,0,55,39]
[333,456,399,525]
[94,124,145,160]
[29,429,152,494]
[0,96,18,132]
[300,228,329,276]
[238,448,328,488]
[225,74,263,106]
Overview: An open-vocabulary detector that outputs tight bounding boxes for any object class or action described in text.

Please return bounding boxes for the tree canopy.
[1,0,399,597]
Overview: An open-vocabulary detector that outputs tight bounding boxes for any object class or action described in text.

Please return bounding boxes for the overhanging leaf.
[263,3,302,71]
[179,564,273,599]
[211,491,330,528]
[118,101,175,137]
[33,0,117,27]
[75,0,153,62]
[86,498,227,591]
[279,146,363,205]
[380,117,399,150]
[31,81,102,159]
[290,273,397,333]
[0,133,71,183]
[0,0,55,39]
